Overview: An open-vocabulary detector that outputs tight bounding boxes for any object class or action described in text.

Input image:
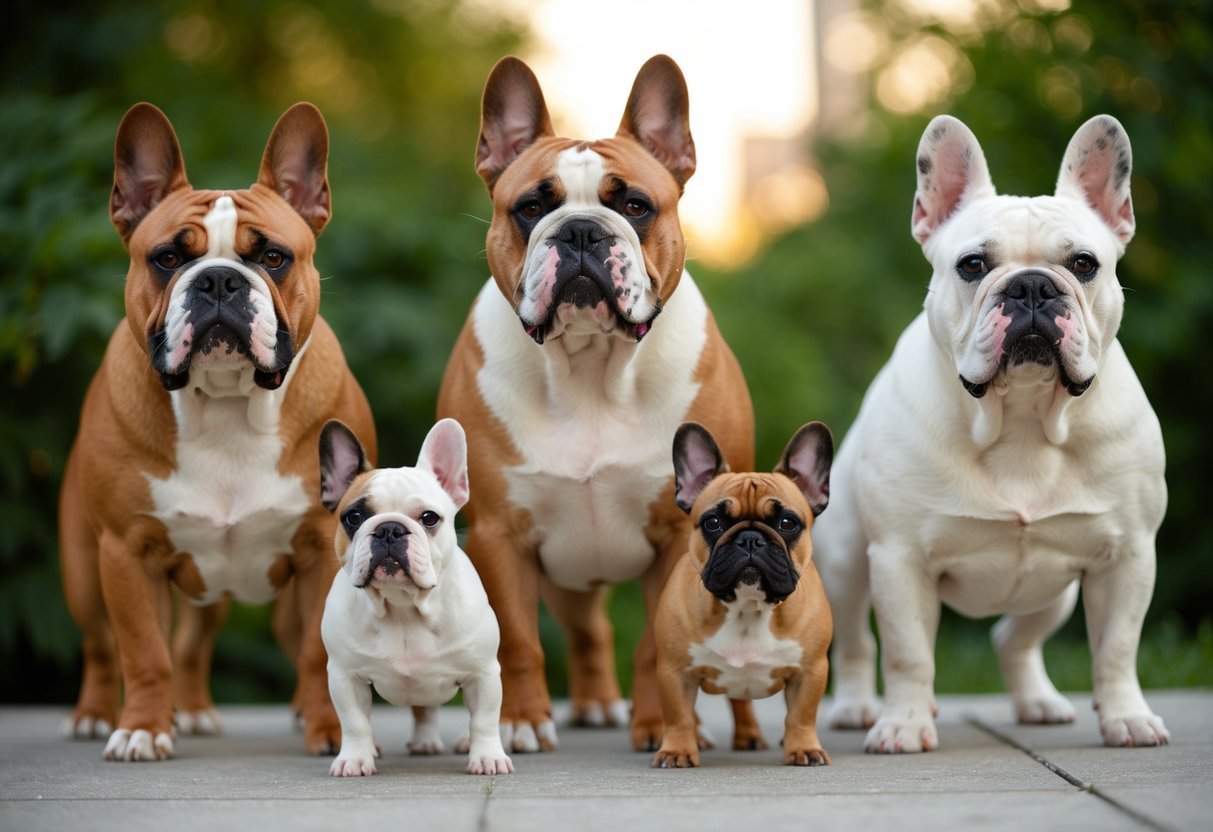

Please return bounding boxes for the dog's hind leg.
[992,580,1078,724]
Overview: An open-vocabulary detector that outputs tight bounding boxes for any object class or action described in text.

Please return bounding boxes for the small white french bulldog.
[318,418,514,776]
[813,114,1169,752]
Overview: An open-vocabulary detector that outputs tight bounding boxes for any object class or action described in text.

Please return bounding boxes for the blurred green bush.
[1,0,1209,704]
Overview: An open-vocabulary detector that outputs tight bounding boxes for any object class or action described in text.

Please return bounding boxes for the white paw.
[570,699,629,728]
[330,746,378,776]
[864,714,938,754]
[501,720,558,753]
[103,728,174,761]
[175,708,224,735]
[467,740,515,775]
[1014,692,1076,725]
[828,696,880,730]
[408,724,445,756]
[61,715,111,740]
[1100,712,1170,748]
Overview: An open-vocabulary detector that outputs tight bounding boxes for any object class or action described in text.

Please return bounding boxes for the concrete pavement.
[2,690,1209,831]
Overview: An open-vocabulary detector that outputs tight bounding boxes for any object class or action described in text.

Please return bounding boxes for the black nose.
[557,219,609,250]
[193,267,247,301]
[373,522,407,543]
[1004,272,1059,311]
[734,530,767,554]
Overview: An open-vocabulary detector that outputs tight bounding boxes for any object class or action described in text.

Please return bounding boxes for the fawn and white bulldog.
[59,102,375,760]
[437,55,754,752]
[813,114,1169,752]
[653,422,834,769]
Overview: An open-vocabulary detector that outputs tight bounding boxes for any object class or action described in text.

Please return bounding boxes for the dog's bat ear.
[672,422,725,513]
[1056,115,1135,248]
[319,420,370,511]
[418,419,470,511]
[476,56,555,191]
[111,103,190,242]
[911,115,995,244]
[617,54,696,188]
[259,102,331,235]
[775,422,834,517]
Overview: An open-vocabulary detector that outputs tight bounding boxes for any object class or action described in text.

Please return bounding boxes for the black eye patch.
[341,497,373,536]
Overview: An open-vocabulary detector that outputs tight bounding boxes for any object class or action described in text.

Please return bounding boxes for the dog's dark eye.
[957,255,988,281]
[420,510,441,528]
[778,514,800,533]
[153,250,180,271]
[517,199,543,221]
[701,514,722,534]
[261,248,286,269]
[342,509,364,532]
[623,198,650,218]
[1070,252,1099,281]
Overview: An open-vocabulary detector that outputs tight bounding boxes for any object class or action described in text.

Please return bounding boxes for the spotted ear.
[911,115,995,244]
[774,422,834,517]
[111,103,190,242]
[319,420,370,511]
[476,56,555,191]
[417,419,470,511]
[1056,115,1135,247]
[258,102,331,235]
[672,422,726,513]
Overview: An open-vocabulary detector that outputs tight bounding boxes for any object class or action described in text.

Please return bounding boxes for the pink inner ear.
[419,421,469,510]
[322,439,363,507]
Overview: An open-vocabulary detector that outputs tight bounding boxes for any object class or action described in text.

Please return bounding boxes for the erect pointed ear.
[319,420,370,511]
[475,56,555,191]
[1056,114,1135,247]
[111,103,190,242]
[774,422,834,517]
[672,422,726,513]
[617,54,696,187]
[911,115,995,244]
[417,419,470,511]
[258,102,331,235]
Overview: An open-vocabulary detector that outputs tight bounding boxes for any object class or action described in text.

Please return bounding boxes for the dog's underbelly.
[147,395,308,604]
[509,466,665,590]
[924,514,1107,617]
[367,664,461,708]
[688,589,802,700]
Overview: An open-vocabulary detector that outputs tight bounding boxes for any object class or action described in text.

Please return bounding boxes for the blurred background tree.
[1,0,1208,705]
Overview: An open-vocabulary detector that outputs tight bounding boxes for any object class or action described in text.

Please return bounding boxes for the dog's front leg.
[461,667,515,775]
[1082,542,1169,747]
[291,515,342,755]
[327,669,376,776]
[865,542,941,753]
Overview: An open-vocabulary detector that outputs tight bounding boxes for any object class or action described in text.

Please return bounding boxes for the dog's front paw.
[175,707,224,736]
[408,723,445,755]
[304,715,342,756]
[501,719,558,753]
[1100,712,1170,748]
[828,696,880,730]
[61,712,113,740]
[467,742,514,775]
[784,746,831,766]
[330,744,378,777]
[1013,691,1076,725]
[570,698,630,728]
[864,714,938,753]
[651,744,700,769]
[630,713,663,752]
[103,727,174,761]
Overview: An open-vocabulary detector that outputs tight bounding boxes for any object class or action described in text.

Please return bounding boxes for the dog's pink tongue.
[635,322,650,341]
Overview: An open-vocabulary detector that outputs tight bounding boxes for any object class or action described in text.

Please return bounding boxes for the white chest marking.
[688,587,803,700]
[147,341,311,605]
[473,274,709,590]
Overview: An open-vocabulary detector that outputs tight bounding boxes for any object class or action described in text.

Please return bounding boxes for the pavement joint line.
[477,775,495,832]
[965,715,1178,832]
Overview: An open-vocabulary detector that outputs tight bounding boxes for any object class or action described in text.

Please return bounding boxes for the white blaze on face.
[515,147,658,330]
[161,195,282,377]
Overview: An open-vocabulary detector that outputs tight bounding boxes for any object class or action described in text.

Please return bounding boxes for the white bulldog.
[813,114,1169,752]
[319,418,514,776]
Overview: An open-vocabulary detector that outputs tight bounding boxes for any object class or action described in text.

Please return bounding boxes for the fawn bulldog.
[319,419,513,777]
[813,114,1169,752]
[59,102,375,761]
[653,423,834,769]
[437,55,754,752]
